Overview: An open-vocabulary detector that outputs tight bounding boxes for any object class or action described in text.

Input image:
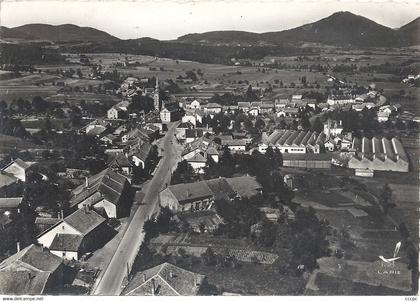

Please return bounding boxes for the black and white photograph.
[0,0,418,298]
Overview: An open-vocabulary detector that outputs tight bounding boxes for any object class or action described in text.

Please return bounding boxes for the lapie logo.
[378,241,402,274]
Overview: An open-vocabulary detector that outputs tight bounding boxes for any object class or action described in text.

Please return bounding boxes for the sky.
[1,0,419,40]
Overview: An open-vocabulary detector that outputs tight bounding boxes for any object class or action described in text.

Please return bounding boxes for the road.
[92,121,181,295]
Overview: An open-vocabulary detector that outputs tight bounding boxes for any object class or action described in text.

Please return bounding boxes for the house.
[203,103,222,114]
[107,100,130,119]
[84,119,109,136]
[176,122,195,140]
[122,262,205,296]
[327,94,357,106]
[324,139,336,152]
[323,119,343,137]
[190,99,202,110]
[0,244,63,295]
[377,110,390,122]
[100,133,119,145]
[222,105,238,112]
[276,107,299,118]
[306,99,317,109]
[35,217,60,234]
[206,147,219,163]
[69,168,131,219]
[187,153,207,174]
[248,107,259,116]
[182,112,203,127]
[131,143,152,169]
[275,99,290,110]
[160,106,181,123]
[37,208,107,260]
[0,197,24,214]
[238,102,251,112]
[221,139,247,152]
[259,102,274,114]
[292,95,303,101]
[122,128,145,144]
[160,177,239,212]
[107,154,133,175]
[352,102,376,111]
[1,158,31,183]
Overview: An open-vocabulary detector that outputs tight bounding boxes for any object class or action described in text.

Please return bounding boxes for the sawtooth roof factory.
[348,137,409,173]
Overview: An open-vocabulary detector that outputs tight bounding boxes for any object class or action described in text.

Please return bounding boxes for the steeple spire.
[154,77,160,111]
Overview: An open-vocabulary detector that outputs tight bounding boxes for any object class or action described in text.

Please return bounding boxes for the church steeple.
[154,77,160,111]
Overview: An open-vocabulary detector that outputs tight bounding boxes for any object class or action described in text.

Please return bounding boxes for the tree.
[219,147,235,177]
[156,206,175,233]
[201,247,217,266]
[171,160,195,184]
[32,96,49,113]
[380,184,392,214]
[290,207,330,271]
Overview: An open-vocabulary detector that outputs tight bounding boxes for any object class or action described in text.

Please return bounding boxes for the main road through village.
[93,121,181,295]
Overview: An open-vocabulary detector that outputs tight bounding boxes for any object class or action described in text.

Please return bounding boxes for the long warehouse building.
[259,129,325,154]
[348,137,409,172]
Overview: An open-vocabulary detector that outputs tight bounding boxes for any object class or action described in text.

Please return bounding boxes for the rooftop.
[49,234,83,252]
[70,168,127,207]
[64,208,105,236]
[123,262,205,296]
[0,197,23,209]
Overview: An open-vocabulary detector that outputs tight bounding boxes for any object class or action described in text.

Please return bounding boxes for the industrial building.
[259,129,325,154]
[348,137,409,172]
[282,153,332,169]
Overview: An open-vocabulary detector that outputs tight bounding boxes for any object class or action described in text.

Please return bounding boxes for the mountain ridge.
[1,12,419,46]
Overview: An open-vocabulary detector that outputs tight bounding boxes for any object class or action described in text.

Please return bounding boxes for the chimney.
[85,177,89,188]
[151,278,156,295]
[60,209,64,220]
[169,271,174,278]
[16,241,20,253]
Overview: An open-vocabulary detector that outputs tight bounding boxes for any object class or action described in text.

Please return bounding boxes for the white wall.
[51,250,78,261]
[38,222,81,248]
[3,164,26,182]
[94,199,117,218]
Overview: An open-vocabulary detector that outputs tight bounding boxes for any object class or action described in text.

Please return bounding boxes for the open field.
[0,134,38,155]
[0,85,60,102]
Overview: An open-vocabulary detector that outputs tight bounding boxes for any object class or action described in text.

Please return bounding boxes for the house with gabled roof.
[107,100,130,120]
[131,142,152,169]
[122,262,205,296]
[69,168,131,218]
[37,207,107,260]
[0,159,34,188]
[0,244,64,295]
[159,176,260,212]
[107,154,133,175]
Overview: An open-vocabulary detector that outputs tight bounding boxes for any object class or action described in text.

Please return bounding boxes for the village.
[0,9,419,296]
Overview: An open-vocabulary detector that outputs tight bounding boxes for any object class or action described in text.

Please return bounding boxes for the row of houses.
[178,97,312,118]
